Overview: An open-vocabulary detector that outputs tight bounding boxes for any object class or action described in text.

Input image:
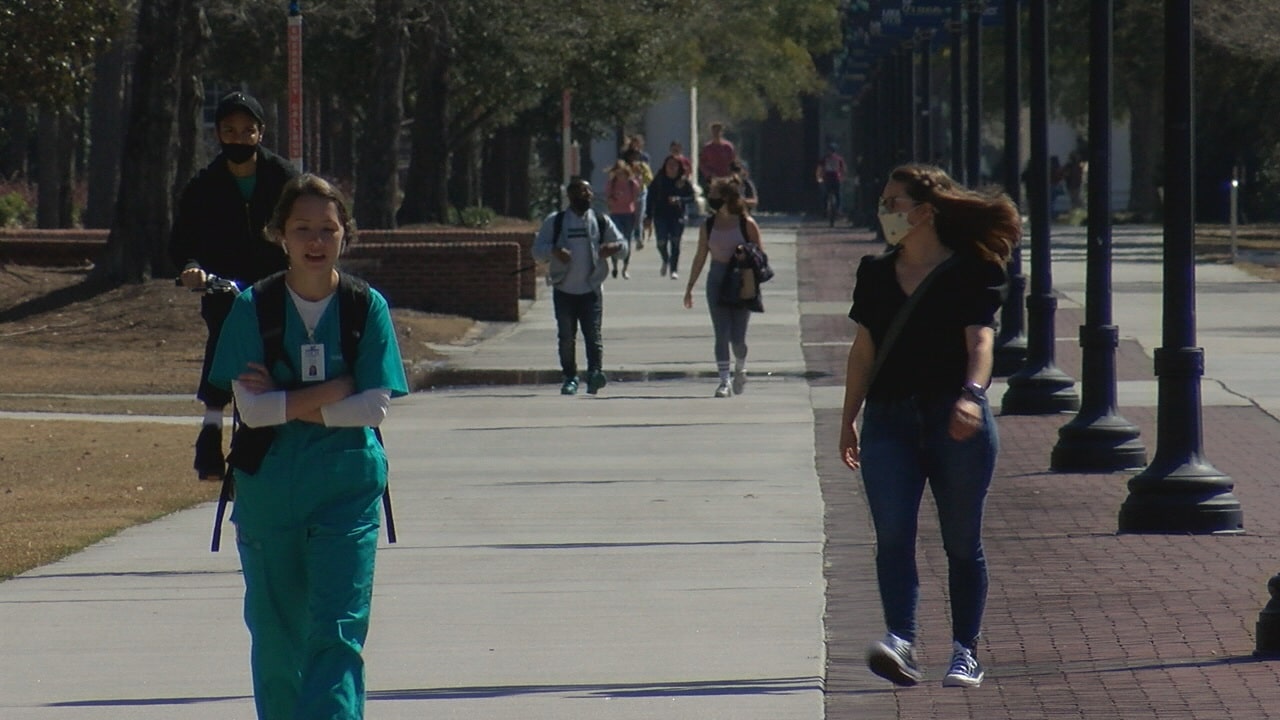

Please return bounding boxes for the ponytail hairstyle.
[889,164,1020,265]
[709,175,746,216]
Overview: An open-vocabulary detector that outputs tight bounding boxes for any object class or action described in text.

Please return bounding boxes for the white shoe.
[670,271,679,280]
[714,380,732,398]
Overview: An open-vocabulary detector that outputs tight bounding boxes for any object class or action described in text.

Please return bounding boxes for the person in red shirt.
[698,122,737,188]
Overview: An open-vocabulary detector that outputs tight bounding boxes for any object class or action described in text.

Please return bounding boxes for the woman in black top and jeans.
[838,163,1020,689]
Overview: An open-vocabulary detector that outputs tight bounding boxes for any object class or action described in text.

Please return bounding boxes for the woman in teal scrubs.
[209,174,408,720]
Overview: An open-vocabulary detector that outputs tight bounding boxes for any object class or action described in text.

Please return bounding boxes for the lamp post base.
[1118,459,1243,534]
[1255,575,1280,657]
[1051,411,1147,472]
[993,333,1027,377]
[1000,364,1080,415]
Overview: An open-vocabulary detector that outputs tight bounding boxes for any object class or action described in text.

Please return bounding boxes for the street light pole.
[1000,0,1080,415]
[1050,0,1146,471]
[1117,0,1242,534]
[965,1,983,185]
[949,4,963,178]
[994,0,1027,375]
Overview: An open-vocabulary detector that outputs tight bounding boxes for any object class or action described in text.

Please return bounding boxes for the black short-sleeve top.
[848,248,1007,401]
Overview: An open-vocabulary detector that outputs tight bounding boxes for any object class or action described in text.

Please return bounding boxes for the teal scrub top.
[208,278,410,531]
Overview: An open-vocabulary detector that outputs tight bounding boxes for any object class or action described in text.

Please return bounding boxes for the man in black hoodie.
[170,91,298,480]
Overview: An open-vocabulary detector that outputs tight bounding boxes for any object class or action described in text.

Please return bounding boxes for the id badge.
[301,343,325,382]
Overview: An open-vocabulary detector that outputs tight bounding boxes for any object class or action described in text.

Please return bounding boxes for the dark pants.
[198,292,235,408]
[654,215,685,272]
[553,288,603,379]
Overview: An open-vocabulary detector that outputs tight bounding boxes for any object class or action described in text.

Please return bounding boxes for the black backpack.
[212,270,397,551]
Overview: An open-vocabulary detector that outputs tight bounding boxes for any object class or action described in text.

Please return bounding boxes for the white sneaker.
[942,641,984,688]
[670,271,679,280]
[714,380,732,398]
[866,633,923,686]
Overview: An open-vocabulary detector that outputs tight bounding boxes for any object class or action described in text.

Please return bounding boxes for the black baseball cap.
[215,91,265,125]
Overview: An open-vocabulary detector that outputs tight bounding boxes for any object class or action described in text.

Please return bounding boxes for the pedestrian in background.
[209,174,409,719]
[838,163,1019,689]
[624,141,654,249]
[171,90,298,482]
[532,177,628,395]
[645,155,695,280]
[682,176,763,398]
[606,160,641,279]
[729,160,758,213]
[698,121,737,191]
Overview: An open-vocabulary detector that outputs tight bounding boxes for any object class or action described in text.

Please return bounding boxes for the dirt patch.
[0,265,477,580]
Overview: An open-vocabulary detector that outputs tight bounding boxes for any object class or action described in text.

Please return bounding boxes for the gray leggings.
[705,261,751,369]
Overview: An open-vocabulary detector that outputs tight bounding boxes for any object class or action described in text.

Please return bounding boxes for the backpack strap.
[551,210,566,248]
[252,271,289,377]
[335,272,370,371]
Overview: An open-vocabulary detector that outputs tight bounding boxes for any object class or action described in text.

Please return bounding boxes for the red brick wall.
[343,241,522,321]
[358,229,539,299]
[0,228,535,321]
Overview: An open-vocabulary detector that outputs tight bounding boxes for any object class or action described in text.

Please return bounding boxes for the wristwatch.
[960,381,987,403]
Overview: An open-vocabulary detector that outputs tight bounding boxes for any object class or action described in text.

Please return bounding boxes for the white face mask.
[877,205,916,245]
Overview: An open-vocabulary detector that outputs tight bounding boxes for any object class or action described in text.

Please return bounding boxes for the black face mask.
[707,197,725,212]
[221,142,257,164]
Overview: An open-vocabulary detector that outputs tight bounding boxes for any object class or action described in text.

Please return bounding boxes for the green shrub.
[458,205,495,228]
[0,192,33,228]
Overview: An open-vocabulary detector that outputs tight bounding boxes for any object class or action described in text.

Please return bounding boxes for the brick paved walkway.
[799,226,1280,719]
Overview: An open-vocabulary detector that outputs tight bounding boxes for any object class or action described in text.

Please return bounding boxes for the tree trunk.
[36,106,75,228]
[483,125,532,217]
[354,0,408,229]
[84,30,133,229]
[1124,81,1163,221]
[397,18,450,226]
[97,0,188,283]
[172,3,209,223]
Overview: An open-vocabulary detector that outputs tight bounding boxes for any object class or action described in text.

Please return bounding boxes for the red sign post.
[287,10,303,169]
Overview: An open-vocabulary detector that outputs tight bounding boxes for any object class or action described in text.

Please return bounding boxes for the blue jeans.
[858,395,998,648]
[553,288,602,379]
[653,215,685,273]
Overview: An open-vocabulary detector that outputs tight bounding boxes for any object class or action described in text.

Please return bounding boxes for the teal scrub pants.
[233,431,385,720]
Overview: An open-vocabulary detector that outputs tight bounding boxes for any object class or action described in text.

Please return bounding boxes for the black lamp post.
[1050,0,1146,471]
[1117,0,1242,533]
[919,30,933,162]
[1000,0,1080,415]
[994,0,1027,375]
[965,1,983,185]
[949,4,963,178]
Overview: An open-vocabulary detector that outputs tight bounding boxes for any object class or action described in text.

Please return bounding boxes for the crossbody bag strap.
[865,253,961,390]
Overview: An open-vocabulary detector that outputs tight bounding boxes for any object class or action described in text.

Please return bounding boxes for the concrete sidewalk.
[4,219,1280,719]
[0,223,831,720]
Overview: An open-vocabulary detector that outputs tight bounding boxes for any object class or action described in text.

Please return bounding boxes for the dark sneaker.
[194,424,225,480]
[561,377,579,395]
[866,633,923,686]
[732,369,747,395]
[586,370,607,395]
[942,642,984,688]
